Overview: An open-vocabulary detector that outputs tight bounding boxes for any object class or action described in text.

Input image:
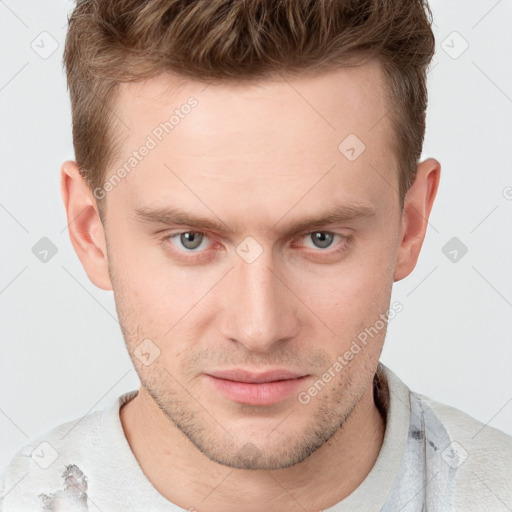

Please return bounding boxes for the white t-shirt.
[1,364,511,511]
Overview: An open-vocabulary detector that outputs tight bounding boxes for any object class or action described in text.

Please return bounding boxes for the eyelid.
[292,230,351,249]
[167,231,213,251]
[165,228,351,253]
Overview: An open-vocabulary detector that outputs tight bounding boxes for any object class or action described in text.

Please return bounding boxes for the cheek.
[108,211,397,346]
[293,236,395,325]
[109,238,226,353]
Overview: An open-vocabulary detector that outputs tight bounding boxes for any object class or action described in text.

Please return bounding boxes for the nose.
[218,244,300,353]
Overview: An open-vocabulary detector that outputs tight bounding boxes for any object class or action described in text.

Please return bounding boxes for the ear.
[60,161,112,290]
[394,158,441,282]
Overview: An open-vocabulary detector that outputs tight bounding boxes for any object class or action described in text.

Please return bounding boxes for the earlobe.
[60,161,113,291]
[393,158,441,282]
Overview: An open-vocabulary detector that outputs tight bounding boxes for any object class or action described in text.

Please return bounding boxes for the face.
[95,62,404,469]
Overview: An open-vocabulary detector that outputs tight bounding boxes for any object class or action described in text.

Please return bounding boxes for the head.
[61,0,440,470]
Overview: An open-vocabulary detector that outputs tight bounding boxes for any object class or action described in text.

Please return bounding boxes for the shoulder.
[380,365,512,510]
[416,391,512,511]
[418,391,512,463]
[1,410,104,511]
[0,390,137,511]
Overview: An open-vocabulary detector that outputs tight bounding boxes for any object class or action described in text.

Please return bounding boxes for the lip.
[205,369,309,406]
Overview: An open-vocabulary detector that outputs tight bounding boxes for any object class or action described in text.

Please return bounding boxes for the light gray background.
[1,0,511,470]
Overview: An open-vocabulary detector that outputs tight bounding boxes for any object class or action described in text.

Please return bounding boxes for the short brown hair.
[63,0,435,210]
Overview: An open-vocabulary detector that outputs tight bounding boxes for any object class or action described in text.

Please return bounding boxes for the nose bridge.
[220,244,297,352]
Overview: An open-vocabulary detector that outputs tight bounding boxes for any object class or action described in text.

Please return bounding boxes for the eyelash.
[161,230,354,262]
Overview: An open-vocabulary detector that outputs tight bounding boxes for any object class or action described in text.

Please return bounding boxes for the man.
[2,0,511,510]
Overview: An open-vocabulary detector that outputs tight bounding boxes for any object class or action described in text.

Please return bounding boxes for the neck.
[120,381,385,512]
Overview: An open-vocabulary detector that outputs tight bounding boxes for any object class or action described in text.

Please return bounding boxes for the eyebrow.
[134,202,376,236]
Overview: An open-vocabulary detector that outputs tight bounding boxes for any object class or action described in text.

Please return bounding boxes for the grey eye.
[179,232,204,250]
[310,232,334,249]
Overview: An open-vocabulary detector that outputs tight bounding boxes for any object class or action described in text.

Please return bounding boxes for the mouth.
[205,369,310,406]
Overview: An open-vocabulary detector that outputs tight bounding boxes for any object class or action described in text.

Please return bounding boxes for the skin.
[61,60,440,512]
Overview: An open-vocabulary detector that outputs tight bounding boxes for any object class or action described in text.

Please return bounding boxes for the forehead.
[115,59,391,145]
[108,61,396,217]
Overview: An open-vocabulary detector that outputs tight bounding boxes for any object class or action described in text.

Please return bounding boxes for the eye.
[162,229,352,262]
[299,231,349,251]
[170,232,210,251]
[308,232,335,249]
